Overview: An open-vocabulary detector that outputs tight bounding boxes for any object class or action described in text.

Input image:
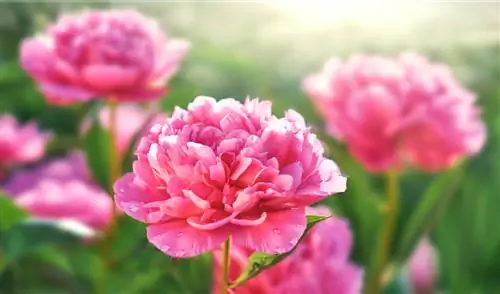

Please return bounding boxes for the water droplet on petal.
[163,244,171,251]
[177,232,184,237]
[273,228,281,235]
[177,249,186,257]
[129,205,139,212]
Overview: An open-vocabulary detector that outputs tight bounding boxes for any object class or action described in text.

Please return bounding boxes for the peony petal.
[186,212,236,230]
[114,173,165,223]
[230,212,267,227]
[82,64,139,92]
[147,219,228,258]
[231,207,307,254]
[39,82,95,105]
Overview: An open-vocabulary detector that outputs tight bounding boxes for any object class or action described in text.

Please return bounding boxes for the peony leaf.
[83,118,112,193]
[0,220,81,265]
[394,166,464,265]
[229,215,329,288]
[0,193,28,231]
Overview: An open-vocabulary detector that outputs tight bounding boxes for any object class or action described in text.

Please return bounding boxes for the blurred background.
[0,1,499,293]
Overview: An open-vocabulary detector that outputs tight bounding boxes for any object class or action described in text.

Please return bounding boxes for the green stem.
[367,169,399,294]
[97,99,121,293]
[220,239,231,294]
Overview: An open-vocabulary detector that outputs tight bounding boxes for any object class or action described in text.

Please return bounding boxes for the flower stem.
[367,169,399,294]
[98,99,121,293]
[220,238,231,294]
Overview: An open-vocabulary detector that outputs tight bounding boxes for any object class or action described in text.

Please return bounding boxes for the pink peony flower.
[3,151,113,234]
[409,238,437,294]
[114,96,347,258]
[81,103,167,154]
[0,114,51,168]
[20,10,189,105]
[303,52,486,172]
[212,206,363,294]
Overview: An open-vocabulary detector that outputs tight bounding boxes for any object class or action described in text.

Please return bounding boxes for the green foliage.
[0,193,28,231]
[83,117,112,193]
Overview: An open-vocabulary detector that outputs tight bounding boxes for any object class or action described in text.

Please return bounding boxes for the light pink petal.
[20,37,56,80]
[230,212,267,226]
[114,173,165,223]
[150,39,190,83]
[231,207,307,254]
[147,220,228,258]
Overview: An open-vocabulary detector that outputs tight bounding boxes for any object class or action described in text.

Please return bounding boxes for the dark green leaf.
[0,193,28,231]
[394,166,464,264]
[230,215,330,288]
[83,118,112,193]
[0,220,81,264]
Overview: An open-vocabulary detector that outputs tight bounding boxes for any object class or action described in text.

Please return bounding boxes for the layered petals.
[212,206,364,294]
[114,96,347,257]
[20,10,189,104]
[0,114,51,168]
[303,52,486,172]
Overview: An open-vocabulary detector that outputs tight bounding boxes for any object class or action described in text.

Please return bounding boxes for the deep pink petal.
[82,64,139,92]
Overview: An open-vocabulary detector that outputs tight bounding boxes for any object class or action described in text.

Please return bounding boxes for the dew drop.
[177,232,184,237]
[177,249,186,257]
[163,244,171,251]
[273,228,281,235]
[129,205,139,212]
[119,188,125,193]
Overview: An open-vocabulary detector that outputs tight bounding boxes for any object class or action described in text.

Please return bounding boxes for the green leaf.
[83,118,112,193]
[0,193,28,231]
[229,215,330,288]
[0,220,80,264]
[394,166,464,264]
[383,268,412,294]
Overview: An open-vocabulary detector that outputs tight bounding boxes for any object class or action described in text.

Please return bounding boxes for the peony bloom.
[303,52,486,172]
[3,151,113,234]
[408,238,437,294]
[0,114,51,168]
[212,206,363,294]
[20,10,189,105]
[114,96,347,258]
[81,103,167,154]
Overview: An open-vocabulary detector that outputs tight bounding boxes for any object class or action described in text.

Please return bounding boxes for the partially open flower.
[20,10,189,105]
[115,96,347,258]
[303,52,486,172]
[212,206,364,294]
[3,151,113,235]
[0,114,51,168]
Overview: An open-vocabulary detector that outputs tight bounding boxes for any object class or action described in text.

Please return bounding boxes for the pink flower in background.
[114,96,347,258]
[3,151,113,234]
[212,206,363,294]
[20,10,189,105]
[303,52,486,172]
[81,103,167,154]
[409,238,437,294]
[0,114,51,168]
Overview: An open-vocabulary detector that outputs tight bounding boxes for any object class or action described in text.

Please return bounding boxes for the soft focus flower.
[409,238,437,294]
[212,206,363,294]
[0,114,51,168]
[114,96,347,258]
[303,52,486,172]
[81,103,167,154]
[20,10,189,105]
[3,151,113,234]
